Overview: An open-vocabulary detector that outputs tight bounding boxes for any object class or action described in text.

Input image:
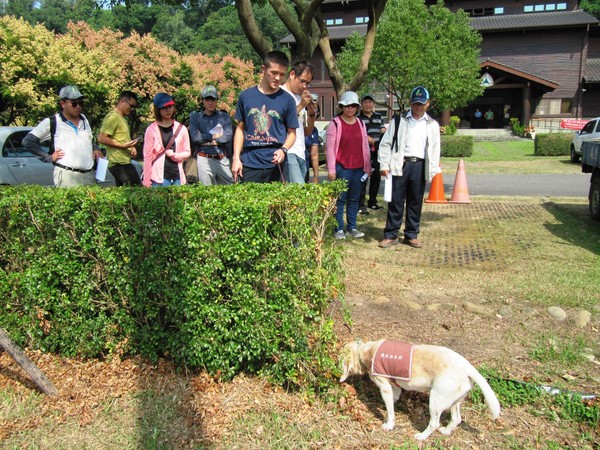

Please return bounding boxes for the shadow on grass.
[541,201,600,256]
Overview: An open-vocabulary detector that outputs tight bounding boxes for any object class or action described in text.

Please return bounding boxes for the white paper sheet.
[209,124,224,136]
[95,157,109,182]
[384,174,392,203]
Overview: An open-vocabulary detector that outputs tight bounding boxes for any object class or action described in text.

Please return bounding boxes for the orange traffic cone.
[449,159,471,204]
[425,170,448,203]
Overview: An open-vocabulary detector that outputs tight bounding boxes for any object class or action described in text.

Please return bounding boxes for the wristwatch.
[280,146,288,154]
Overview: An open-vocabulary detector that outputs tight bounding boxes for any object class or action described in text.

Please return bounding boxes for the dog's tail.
[468,366,501,420]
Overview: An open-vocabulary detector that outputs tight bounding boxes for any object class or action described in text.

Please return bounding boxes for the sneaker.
[368,204,383,211]
[403,237,423,248]
[333,230,346,240]
[378,238,399,248]
[348,229,365,238]
[358,207,369,215]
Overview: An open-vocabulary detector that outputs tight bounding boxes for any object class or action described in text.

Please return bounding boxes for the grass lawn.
[442,140,580,174]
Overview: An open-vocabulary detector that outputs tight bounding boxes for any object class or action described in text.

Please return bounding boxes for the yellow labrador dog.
[340,339,500,441]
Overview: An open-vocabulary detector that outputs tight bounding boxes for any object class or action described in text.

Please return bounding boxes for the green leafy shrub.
[441,135,473,157]
[510,117,525,136]
[0,183,345,390]
[534,133,572,156]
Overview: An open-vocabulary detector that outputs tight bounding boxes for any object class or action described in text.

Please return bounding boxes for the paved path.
[439,173,590,197]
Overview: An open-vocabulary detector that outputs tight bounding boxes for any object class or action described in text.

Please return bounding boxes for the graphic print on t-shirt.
[247,105,282,142]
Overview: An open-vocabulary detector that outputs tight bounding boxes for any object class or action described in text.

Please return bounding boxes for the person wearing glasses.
[378,86,441,249]
[23,85,103,187]
[326,91,372,240]
[281,60,318,184]
[98,91,142,186]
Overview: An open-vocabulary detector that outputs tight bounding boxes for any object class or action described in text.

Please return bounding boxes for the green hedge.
[534,133,572,156]
[441,135,473,157]
[0,183,344,390]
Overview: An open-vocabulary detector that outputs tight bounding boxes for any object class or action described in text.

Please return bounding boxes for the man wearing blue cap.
[378,86,441,249]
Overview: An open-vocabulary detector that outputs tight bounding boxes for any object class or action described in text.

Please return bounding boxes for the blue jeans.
[151,179,181,187]
[335,163,363,232]
[283,153,307,184]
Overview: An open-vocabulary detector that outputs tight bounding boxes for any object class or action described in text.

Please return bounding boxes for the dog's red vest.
[371,340,415,381]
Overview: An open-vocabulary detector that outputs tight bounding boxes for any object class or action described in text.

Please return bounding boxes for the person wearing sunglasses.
[98,91,142,186]
[23,85,103,187]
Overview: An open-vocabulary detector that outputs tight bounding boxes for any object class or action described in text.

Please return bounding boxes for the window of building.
[534,98,572,115]
[524,3,568,13]
[494,7,504,14]
[355,16,369,24]
[464,7,495,16]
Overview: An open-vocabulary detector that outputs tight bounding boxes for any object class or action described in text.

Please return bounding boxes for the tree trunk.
[0,327,58,396]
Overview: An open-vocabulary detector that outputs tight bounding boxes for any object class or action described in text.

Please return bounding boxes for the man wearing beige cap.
[23,85,103,187]
[189,85,234,185]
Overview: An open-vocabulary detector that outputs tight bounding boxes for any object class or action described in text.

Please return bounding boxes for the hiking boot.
[403,237,422,248]
[333,230,346,240]
[378,238,399,248]
[368,204,383,211]
[348,229,365,238]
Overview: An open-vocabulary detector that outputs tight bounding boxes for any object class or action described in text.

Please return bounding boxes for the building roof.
[280,11,598,44]
[471,10,598,31]
[280,24,367,44]
[584,58,600,83]
[480,59,559,89]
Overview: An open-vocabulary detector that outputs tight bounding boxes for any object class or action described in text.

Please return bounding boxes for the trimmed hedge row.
[441,135,474,157]
[0,183,344,390]
[534,133,573,156]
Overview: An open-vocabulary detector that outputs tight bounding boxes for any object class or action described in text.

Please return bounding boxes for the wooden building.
[281,0,599,126]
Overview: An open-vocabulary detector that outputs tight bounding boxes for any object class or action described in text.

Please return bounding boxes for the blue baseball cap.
[153,92,175,109]
[411,86,430,104]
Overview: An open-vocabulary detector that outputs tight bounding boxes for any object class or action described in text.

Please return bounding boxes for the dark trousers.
[383,159,426,241]
[109,163,141,187]
[240,165,284,183]
[359,150,381,207]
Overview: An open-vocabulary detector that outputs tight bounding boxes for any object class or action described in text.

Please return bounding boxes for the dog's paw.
[382,422,395,431]
[414,431,431,441]
[438,426,452,436]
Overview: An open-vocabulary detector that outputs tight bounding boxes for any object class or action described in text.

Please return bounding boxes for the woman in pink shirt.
[143,92,191,187]
[326,91,372,239]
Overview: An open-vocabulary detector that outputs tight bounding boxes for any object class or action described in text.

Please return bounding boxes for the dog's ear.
[339,343,357,382]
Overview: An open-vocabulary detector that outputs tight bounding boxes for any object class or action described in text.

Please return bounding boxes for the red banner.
[560,119,588,130]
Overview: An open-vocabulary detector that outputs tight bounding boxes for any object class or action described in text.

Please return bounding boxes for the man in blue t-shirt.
[232,51,299,183]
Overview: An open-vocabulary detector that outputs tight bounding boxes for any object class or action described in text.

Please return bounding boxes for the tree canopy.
[338,0,483,112]
[0,16,256,130]
[234,0,388,96]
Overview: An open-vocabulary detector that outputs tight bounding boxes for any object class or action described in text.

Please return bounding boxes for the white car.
[571,117,600,163]
[0,126,139,186]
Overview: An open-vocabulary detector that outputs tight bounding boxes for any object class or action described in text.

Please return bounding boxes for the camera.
[311,93,319,103]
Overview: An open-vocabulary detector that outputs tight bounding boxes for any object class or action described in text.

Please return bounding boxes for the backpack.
[45,113,88,154]
[391,113,401,153]
[47,115,57,155]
